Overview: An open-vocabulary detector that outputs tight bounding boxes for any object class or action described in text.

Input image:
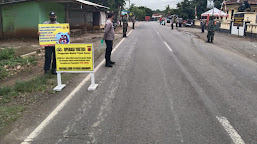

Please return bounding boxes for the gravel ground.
[175,27,257,62]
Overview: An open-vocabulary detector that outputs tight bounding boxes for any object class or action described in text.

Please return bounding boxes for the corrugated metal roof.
[76,0,109,9]
[0,0,109,9]
[226,0,257,5]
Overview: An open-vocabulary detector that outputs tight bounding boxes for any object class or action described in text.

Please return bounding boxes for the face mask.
[50,18,56,22]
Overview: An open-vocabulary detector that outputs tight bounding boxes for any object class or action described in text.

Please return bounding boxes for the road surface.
[22,22,257,144]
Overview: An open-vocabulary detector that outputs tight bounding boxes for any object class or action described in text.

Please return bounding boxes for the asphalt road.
[22,22,257,144]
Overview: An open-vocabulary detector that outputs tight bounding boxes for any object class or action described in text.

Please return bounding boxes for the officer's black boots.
[110,61,116,64]
[44,70,49,75]
[51,69,57,75]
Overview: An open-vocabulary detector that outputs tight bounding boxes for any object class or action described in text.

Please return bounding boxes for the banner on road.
[38,24,70,47]
[55,44,94,72]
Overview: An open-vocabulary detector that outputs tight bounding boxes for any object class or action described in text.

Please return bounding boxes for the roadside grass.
[0,73,75,135]
[0,75,52,105]
[0,105,25,133]
[0,48,37,80]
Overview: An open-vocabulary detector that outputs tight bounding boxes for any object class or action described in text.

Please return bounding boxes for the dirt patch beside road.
[176,27,257,62]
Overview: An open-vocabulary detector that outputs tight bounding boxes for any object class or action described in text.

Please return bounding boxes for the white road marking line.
[164,42,173,52]
[154,29,160,36]
[216,116,245,144]
[21,30,133,144]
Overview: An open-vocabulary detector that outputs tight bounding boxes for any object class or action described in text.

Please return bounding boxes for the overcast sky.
[125,0,183,10]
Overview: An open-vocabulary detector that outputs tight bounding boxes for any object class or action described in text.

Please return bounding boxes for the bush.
[0,67,8,80]
[0,48,15,60]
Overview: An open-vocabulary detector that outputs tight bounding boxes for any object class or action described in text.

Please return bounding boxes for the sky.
[125,0,183,10]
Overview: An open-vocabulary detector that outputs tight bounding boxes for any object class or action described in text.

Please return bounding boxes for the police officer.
[201,19,205,33]
[38,12,59,75]
[132,16,136,29]
[123,14,128,38]
[103,13,115,67]
[207,16,215,43]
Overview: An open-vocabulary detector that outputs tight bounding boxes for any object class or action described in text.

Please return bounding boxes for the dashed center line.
[216,116,245,144]
[164,42,173,52]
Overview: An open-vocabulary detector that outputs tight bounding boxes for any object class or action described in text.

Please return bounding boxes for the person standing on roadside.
[103,13,116,67]
[132,16,136,29]
[39,12,60,75]
[201,19,205,33]
[171,18,174,30]
[123,13,128,38]
[175,17,178,28]
[207,16,215,43]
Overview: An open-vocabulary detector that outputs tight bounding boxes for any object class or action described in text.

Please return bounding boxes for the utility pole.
[126,0,131,8]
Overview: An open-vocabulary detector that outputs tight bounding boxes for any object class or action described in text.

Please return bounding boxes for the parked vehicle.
[167,19,171,23]
[145,16,151,21]
[161,20,166,25]
[183,20,193,27]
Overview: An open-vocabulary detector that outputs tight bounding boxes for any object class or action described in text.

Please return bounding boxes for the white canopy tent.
[201,8,228,17]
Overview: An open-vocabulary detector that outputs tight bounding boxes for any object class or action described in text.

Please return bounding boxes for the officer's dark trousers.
[133,23,135,29]
[105,40,113,64]
[44,46,56,71]
[123,27,127,37]
[171,24,173,29]
[202,26,205,33]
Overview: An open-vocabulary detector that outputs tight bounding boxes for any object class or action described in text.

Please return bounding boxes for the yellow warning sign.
[55,44,94,72]
[38,24,70,47]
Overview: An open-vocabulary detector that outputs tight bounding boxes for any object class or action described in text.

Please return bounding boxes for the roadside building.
[152,13,163,20]
[218,0,257,36]
[0,0,109,39]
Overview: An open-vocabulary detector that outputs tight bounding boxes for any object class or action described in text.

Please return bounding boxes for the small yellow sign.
[55,44,94,72]
[38,24,70,47]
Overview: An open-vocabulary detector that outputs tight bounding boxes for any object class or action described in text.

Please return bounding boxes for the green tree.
[88,0,126,21]
[173,0,223,19]
[164,5,171,16]
[129,5,153,20]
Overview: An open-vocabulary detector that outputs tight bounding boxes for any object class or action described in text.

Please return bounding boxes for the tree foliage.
[154,0,224,20]
[129,4,153,20]
[88,0,126,20]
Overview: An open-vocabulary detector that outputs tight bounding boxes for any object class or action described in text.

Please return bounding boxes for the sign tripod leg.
[88,72,98,91]
[54,72,66,91]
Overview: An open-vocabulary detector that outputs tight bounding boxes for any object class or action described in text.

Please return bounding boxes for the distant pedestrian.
[207,16,215,43]
[39,12,60,75]
[120,16,122,27]
[201,19,205,33]
[176,17,178,28]
[132,16,136,29]
[160,17,162,25]
[171,18,174,30]
[103,13,115,67]
[122,14,128,38]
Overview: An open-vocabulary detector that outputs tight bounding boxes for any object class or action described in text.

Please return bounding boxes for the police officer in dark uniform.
[39,12,60,74]
[123,14,128,38]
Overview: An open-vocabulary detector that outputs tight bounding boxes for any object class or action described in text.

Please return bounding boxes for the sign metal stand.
[54,71,98,92]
